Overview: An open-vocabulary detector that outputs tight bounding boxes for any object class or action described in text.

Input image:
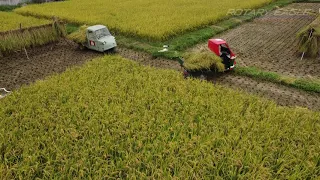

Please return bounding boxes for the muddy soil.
[192,3,320,78]
[0,41,100,90]
[0,41,180,90]
[210,74,320,111]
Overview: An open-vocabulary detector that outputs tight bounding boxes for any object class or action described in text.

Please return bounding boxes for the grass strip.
[235,66,320,93]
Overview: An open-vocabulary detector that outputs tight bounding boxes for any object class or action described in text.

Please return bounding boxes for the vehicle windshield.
[95,28,111,39]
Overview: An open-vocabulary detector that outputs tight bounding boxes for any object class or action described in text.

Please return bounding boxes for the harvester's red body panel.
[208,39,236,59]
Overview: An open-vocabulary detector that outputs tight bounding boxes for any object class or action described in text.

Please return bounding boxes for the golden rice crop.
[0,55,320,179]
[0,11,50,32]
[15,0,272,40]
[67,25,88,44]
[0,22,66,55]
[0,27,58,55]
[183,51,225,71]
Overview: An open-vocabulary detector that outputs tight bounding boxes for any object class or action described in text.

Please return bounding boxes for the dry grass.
[297,15,320,57]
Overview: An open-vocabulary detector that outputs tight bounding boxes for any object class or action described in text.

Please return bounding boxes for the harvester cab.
[208,39,236,70]
[85,25,117,52]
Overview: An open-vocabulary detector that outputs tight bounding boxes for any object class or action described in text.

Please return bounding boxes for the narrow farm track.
[0,41,180,90]
[0,41,100,90]
[211,74,320,111]
[193,3,320,78]
[117,48,181,70]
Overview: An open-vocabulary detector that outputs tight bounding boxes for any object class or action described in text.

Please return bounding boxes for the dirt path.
[211,74,320,111]
[117,48,181,70]
[0,41,179,90]
[0,41,100,90]
[192,3,320,78]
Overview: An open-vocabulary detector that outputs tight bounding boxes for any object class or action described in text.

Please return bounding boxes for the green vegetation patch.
[0,55,320,179]
[235,66,320,93]
[0,5,20,12]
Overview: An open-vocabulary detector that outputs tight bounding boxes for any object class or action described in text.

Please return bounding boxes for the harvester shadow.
[186,69,233,81]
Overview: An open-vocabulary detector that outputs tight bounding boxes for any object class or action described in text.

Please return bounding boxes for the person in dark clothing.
[221,52,230,70]
[221,45,230,55]
[220,45,231,69]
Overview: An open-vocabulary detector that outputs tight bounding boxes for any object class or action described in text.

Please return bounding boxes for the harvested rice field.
[193,3,320,78]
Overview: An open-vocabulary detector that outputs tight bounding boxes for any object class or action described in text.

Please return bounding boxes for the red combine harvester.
[208,39,236,70]
[179,38,236,78]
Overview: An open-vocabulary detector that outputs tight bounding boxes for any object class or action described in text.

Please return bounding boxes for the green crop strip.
[0,55,320,179]
[235,66,320,93]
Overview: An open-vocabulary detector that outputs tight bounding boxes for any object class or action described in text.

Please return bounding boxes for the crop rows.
[0,12,50,32]
[15,0,272,40]
[0,56,319,179]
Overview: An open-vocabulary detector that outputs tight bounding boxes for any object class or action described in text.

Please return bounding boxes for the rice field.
[0,55,320,179]
[0,12,50,32]
[0,21,66,55]
[15,0,272,40]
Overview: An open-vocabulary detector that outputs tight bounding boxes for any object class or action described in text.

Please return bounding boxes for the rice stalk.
[183,51,225,72]
[0,24,63,55]
[67,25,88,44]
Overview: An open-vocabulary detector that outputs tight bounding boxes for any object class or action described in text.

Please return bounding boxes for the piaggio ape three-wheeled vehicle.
[80,25,117,52]
[179,38,236,78]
